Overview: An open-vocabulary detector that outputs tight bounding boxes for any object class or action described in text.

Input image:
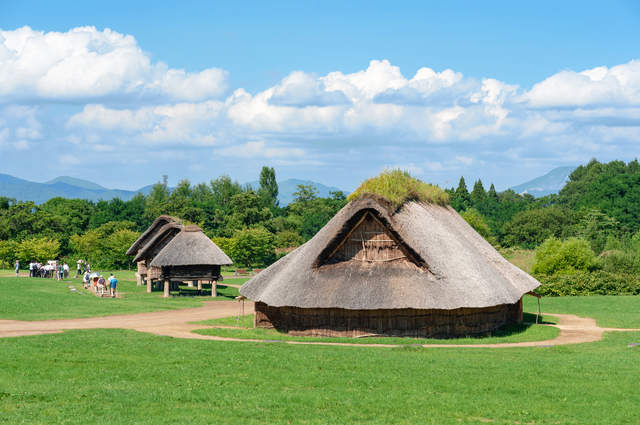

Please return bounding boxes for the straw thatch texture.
[133,223,184,263]
[254,301,523,338]
[126,215,182,256]
[150,225,232,267]
[240,198,540,311]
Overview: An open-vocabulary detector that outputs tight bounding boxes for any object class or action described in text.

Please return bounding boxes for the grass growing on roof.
[347,168,449,210]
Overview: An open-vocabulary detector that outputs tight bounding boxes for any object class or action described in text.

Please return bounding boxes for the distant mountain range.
[0,174,346,206]
[509,166,577,197]
[0,174,154,205]
[0,167,574,206]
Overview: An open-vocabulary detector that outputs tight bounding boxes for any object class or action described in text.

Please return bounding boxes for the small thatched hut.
[240,171,541,339]
[133,223,184,292]
[150,225,232,298]
[126,215,182,287]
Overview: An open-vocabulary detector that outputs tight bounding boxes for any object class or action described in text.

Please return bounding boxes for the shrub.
[502,207,575,248]
[601,250,638,274]
[531,237,600,275]
[461,208,496,244]
[535,271,640,296]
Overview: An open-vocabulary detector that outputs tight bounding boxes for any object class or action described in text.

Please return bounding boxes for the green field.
[2,274,640,423]
[524,294,640,328]
[0,328,639,424]
[0,275,244,321]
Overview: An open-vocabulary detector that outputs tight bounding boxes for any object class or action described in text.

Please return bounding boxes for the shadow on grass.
[168,284,240,301]
[193,317,560,345]
[523,312,559,325]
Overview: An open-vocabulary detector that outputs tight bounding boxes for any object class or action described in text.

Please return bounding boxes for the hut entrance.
[325,212,415,265]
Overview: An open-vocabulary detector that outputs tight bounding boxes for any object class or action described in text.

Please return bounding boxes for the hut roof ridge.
[126,215,182,256]
[150,225,232,267]
[240,198,540,310]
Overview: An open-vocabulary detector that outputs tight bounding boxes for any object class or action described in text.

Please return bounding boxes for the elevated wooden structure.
[150,225,232,298]
[126,215,182,288]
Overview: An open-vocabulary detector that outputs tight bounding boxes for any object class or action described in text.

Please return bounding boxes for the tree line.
[449,158,640,294]
[2,159,639,280]
[0,167,347,269]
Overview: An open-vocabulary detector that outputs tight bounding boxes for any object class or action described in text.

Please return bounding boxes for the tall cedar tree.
[471,179,486,203]
[487,183,498,202]
[258,166,279,207]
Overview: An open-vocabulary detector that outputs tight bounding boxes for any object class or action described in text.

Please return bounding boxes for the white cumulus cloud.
[0,26,228,101]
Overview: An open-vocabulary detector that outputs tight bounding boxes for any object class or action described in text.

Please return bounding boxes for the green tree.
[231,227,275,268]
[103,229,140,269]
[210,175,243,208]
[225,191,274,230]
[531,237,600,275]
[452,176,470,211]
[502,207,575,248]
[211,236,236,259]
[487,183,498,202]
[70,230,101,262]
[0,239,17,266]
[292,183,319,204]
[460,208,495,244]
[258,166,279,207]
[275,230,304,249]
[574,208,620,254]
[16,237,61,263]
[470,179,486,204]
[144,182,171,220]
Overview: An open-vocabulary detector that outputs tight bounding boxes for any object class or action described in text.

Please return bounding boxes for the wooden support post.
[188,280,194,288]
[211,280,217,297]
[147,276,151,293]
[197,280,202,293]
[163,278,170,298]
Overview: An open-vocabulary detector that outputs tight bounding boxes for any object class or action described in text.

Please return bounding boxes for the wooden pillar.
[211,280,217,297]
[188,280,194,288]
[146,276,152,293]
[197,280,202,293]
[163,278,170,298]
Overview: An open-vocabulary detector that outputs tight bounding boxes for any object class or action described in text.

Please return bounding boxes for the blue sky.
[1,0,639,192]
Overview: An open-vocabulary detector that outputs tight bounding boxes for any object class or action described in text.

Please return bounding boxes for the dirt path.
[1,304,638,347]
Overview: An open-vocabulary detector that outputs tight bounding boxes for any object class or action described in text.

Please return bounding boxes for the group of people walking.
[13,259,118,299]
[83,272,118,298]
[13,261,70,280]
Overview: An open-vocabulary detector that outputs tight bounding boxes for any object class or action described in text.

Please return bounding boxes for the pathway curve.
[1,304,638,347]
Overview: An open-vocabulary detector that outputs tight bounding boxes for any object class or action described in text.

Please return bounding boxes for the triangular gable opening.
[321,211,422,267]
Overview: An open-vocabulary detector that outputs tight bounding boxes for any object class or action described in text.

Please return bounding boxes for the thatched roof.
[132,223,184,263]
[240,198,540,310]
[126,215,182,256]
[150,225,232,267]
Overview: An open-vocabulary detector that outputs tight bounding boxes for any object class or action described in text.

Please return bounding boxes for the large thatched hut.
[240,171,541,339]
[150,225,232,298]
[126,215,182,287]
[133,223,184,292]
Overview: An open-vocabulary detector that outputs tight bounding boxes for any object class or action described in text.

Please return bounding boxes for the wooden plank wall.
[254,300,523,339]
[331,214,405,263]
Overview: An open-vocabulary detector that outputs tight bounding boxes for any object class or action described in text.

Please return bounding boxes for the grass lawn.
[192,313,560,345]
[0,328,639,424]
[524,294,640,328]
[0,275,243,321]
